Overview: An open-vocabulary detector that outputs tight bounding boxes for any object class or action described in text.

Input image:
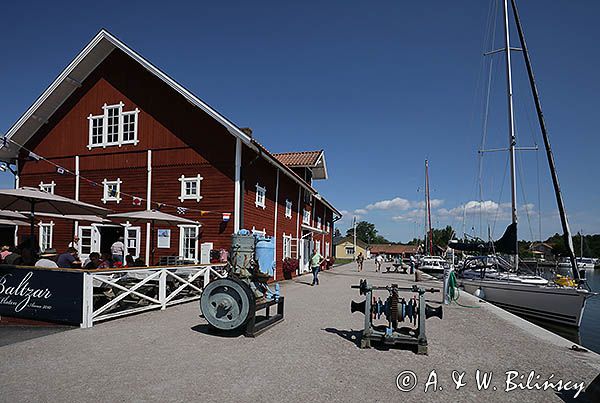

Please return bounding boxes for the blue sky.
[1,0,598,242]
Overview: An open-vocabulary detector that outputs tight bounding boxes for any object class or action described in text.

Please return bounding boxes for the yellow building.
[334,236,368,260]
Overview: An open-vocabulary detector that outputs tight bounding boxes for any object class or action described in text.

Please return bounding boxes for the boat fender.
[474,287,485,299]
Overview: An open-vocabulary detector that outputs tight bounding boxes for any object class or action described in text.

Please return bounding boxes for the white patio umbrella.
[0,218,30,226]
[107,209,200,264]
[0,210,29,220]
[23,212,110,223]
[0,187,110,247]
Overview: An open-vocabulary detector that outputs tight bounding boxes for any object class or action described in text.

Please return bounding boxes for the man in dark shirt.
[57,247,80,268]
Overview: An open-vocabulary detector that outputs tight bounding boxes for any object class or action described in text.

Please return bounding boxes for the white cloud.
[415,199,445,209]
[366,197,412,211]
[392,209,425,222]
[354,209,368,215]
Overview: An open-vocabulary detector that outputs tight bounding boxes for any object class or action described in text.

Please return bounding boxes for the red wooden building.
[0,30,340,279]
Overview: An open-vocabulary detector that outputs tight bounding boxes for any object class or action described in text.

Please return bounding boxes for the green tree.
[333,228,341,238]
[430,225,455,248]
[346,221,388,244]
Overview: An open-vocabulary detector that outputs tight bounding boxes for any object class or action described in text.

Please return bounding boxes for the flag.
[28,151,41,161]
[222,213,231,222]
[132,197,142,206]
[56,167,65,175]
[177,207,187,215]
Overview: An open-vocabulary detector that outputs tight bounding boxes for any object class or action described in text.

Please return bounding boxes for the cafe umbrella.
[0,210,29,220]
[0,187,110,248]
[107,209,200,264]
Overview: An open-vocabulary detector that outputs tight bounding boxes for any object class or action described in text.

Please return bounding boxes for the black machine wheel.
[200,277,256,331]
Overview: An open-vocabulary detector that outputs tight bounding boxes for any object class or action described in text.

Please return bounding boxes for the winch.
[351,279,442,354]
[200,232,284,336]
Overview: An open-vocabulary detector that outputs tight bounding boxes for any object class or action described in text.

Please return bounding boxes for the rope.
[447,270,480,308]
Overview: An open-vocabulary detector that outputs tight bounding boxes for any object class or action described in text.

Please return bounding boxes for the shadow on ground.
[0,326,73,347]
[323,327,417,353]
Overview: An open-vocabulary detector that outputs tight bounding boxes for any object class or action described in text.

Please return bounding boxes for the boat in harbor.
[419,256,447,275]
[452,0,596,328]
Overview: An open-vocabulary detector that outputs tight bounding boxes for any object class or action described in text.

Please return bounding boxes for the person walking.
[375,254,383,272]
[356,252,364,272]
[310,249,324,286]
[111,237,125,265]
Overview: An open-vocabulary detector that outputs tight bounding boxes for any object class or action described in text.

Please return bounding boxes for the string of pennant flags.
[6,138,232,222]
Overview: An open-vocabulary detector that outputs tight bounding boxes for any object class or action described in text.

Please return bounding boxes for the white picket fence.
[81,264,227,328]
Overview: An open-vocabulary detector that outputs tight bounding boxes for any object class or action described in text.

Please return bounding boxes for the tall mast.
[425,160,433,255]
[509,0,579,280]
[503,0,519,271]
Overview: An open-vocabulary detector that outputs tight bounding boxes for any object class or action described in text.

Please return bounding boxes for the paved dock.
[1,260,599,402]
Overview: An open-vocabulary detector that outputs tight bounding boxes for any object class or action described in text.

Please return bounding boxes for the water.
[579,269,600,354]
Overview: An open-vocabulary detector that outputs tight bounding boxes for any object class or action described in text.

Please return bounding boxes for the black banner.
[0,265,83,325]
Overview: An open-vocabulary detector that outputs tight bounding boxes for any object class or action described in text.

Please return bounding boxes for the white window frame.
[345,246,355,255]
[179,224,200,263]
[302,209,311,225]
[255,184,266,209]
[283,234,292,259]
[38,221,54,252]
[326,222,330,233]
[317,217,322,229]
[251,227,267,237]
[102,178,122,204]
[178,174,203,202]
[285,200,292,219]
[325,241,330,258]
[87,102,140,149]
[315,239,321,255]
[39,180,56,194]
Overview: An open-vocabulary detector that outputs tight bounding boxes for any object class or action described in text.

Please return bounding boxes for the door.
[78,226,100,260]
[301,237,312,273]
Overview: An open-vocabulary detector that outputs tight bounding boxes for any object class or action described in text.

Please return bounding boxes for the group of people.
[0,236,144,270]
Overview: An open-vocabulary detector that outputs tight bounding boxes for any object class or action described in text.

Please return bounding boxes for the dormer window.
[255,184,266,209]
[88,102,139,149]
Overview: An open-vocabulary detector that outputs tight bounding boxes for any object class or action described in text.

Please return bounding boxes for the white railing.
[81,264,227,328]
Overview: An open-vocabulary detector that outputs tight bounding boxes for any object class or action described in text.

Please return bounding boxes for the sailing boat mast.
[425,160,433,255]
[502,0,519,271]
[509,0,580,280]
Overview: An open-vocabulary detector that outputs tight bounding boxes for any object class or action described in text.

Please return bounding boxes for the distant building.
[370,244,419,259]
[530,242,554,261]
[334,236,368,260]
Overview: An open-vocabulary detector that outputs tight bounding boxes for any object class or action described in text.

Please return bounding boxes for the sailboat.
[419,160,447,275]
[453,0,596,328]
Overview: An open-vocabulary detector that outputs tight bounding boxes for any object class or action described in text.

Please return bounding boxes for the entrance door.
[78,226,100,260]
[300,236,312,273]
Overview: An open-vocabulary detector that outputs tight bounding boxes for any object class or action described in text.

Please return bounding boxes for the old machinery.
[351,279,442,354]
[200,232,284,336]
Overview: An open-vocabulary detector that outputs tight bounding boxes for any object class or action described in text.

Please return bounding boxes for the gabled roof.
[274,150,328,180]
[0,29,340,217]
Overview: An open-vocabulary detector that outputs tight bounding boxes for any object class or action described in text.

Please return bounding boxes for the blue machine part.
[255,235,275,276]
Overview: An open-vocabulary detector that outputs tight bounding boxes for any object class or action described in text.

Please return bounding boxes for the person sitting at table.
[57,247,81,268]
[1,245,12,262]
[84,252,101,269]
[99,252,113,268]
[125,254,136,268]
[35,248,59,268]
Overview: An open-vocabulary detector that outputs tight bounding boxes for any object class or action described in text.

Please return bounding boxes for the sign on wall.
[157,229,171,248]
[0,266,83,325]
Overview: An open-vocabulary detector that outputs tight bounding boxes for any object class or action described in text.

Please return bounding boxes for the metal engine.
[351,279,442,354]
[200,233,284,336]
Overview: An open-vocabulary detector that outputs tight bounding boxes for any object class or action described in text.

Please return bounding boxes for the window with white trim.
[102,178,122,204]
[179,174,203,202]
[255,184,266,209]
[283,234,292,259]
[39,181,56,194]
[345,246,355,255]
[285,200,292,219]
[326,222,330,233]
[39,222,53,252]
[251,227,267,237]
[315,240,321,255]
[325,241,330,258]
[87,102,140,149]
[317,217,322,229]
[179,225,199,262]
[125,226,141,259]
[303,209,311,225]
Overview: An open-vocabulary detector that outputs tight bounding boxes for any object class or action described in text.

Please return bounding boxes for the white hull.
[419,265,445,275]
[460,278,590,328]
